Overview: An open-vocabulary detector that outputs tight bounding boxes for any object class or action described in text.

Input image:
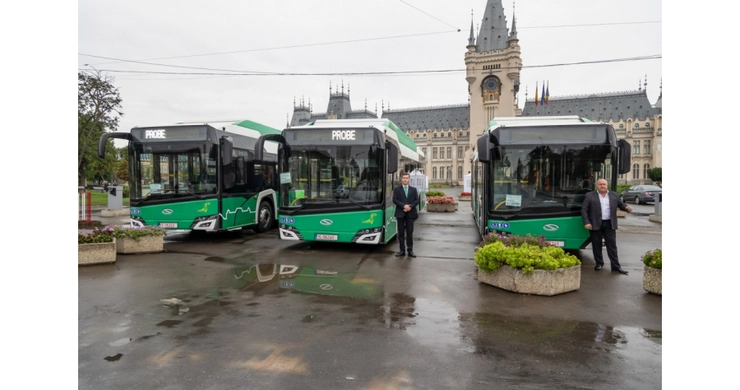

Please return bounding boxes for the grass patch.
[83,191,130,206]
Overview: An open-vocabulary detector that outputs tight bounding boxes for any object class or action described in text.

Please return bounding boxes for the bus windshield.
[131,142,218,201]
[489,144,614,213]
[281,145,383,208]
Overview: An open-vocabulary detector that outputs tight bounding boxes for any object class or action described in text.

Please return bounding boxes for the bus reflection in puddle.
[234,264,382,299]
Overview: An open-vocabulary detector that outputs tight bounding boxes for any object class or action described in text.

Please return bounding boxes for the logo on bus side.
[489,221,510,229]
[162,209,173,215]
[279,217,294,224]
[332,130,355,140]
[319,219,333,226]
[543,224,560,231]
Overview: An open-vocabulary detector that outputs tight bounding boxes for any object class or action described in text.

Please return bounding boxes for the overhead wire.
[79,54,661,78]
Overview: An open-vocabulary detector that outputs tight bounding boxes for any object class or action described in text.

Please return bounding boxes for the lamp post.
[447,165,452,186]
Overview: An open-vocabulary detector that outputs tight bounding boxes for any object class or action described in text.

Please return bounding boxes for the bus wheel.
[257,201,273,232]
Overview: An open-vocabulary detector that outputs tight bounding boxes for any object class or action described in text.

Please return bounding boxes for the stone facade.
[477,265,581,296]
[78,240,116,265]
[116,235,164,254]
[643,266,662,295]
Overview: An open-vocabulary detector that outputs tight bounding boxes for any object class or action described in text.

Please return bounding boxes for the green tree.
[116,150,130,182]
[78,70,123,186]
[647,167,662,186]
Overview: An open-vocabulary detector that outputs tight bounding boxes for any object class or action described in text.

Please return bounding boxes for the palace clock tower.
[464,0,522,174]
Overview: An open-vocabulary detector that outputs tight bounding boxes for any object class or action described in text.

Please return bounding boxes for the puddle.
[156,320,182,328]
[104,353,123,362]
[109,338,132,347]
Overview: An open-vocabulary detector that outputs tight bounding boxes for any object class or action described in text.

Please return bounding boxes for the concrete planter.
[643,266,662,295]
[478,265,581,296]
[116,235,164,254]
[78,239,116,266]
[458,196,471,202]
[427,203,458,212]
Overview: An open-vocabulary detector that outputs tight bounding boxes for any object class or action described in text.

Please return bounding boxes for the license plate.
[159,223,178,228]
[546,241,565,247]
[315,234,338,241]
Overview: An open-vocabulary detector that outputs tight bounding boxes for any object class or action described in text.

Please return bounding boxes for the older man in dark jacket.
[581,179,633,274]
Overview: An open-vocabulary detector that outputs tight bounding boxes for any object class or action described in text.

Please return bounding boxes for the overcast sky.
[78,0,662,141]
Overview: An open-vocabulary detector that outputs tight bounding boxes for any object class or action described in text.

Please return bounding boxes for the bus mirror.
[255,134,287,161]
[387,142,398,173]
[98,132,136,159]
[477,134,491,162]
[618,139,631,174]
[221,137,233,165]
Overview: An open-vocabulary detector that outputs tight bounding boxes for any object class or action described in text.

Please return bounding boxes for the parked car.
[335,185,350,198]
[619,185,662,204]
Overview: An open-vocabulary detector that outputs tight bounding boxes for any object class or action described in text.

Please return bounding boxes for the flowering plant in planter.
[460,192,471,196]
[109,225,167,241]
[425,190,445,197]
[475,233,581,274]
[78,227,114,244]
[427,196,455,204]
[642,249,662,269]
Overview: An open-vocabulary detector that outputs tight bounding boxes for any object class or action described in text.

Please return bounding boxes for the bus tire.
[257,201,273,233]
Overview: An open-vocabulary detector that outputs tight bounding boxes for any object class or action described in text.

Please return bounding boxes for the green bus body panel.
[385,204,398,243]
[220,197,259,229]
[133,199,217,229]
[486,215,590,249]
[281,209,389,243]
[132,197,259,230]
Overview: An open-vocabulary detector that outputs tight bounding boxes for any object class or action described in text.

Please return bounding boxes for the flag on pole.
[545,81,550,105]
[540,81,546,106]
[534,81,539,106]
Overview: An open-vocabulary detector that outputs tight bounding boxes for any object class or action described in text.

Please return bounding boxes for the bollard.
[654,193,662,216]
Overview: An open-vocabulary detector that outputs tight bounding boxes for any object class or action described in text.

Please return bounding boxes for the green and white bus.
[254,119,425,244]
[98,120,281,233]
[471,116,631,249]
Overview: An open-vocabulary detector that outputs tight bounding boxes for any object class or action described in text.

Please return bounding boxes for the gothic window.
[643,140,651,155]
[645,122,650,128]
[457,166,463,179]
[448,132,451,138]
[634,123,639,129]
[632,164,640,179]
[440,149,445,159]
[458,146,463,158]
[433,148,437,159]
[447,147,451,159]
[434,133,437,138]
[643,164,650,179]
[433,167,437,179]
[633,141,640,155]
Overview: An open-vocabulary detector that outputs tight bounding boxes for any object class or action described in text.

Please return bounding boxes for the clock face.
[485,79,498,90]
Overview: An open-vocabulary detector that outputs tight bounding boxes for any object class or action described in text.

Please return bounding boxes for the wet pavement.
[79,188,661,389]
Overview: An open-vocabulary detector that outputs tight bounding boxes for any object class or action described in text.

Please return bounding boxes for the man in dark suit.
[581,179,633,274]
[393,172,420,258]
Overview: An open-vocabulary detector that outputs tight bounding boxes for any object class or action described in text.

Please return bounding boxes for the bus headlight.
[190,215,218,230]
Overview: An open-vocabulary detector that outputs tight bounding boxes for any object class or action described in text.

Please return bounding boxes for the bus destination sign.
[287,128,372,142]
[134,127,205,142]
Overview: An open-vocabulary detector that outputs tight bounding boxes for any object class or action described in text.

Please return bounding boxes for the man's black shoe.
[407,251,417,258]
[395,251,405,257]
[612,268,628,275]
[594,264,603,270]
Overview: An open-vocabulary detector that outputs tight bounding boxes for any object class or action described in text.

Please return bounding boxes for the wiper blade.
[343,197,372,210]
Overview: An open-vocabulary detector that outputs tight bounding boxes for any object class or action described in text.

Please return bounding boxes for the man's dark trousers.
[398,214,415,253]
[590,219,620,269]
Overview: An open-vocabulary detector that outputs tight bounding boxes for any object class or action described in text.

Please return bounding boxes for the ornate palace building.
[288,0,662,186]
